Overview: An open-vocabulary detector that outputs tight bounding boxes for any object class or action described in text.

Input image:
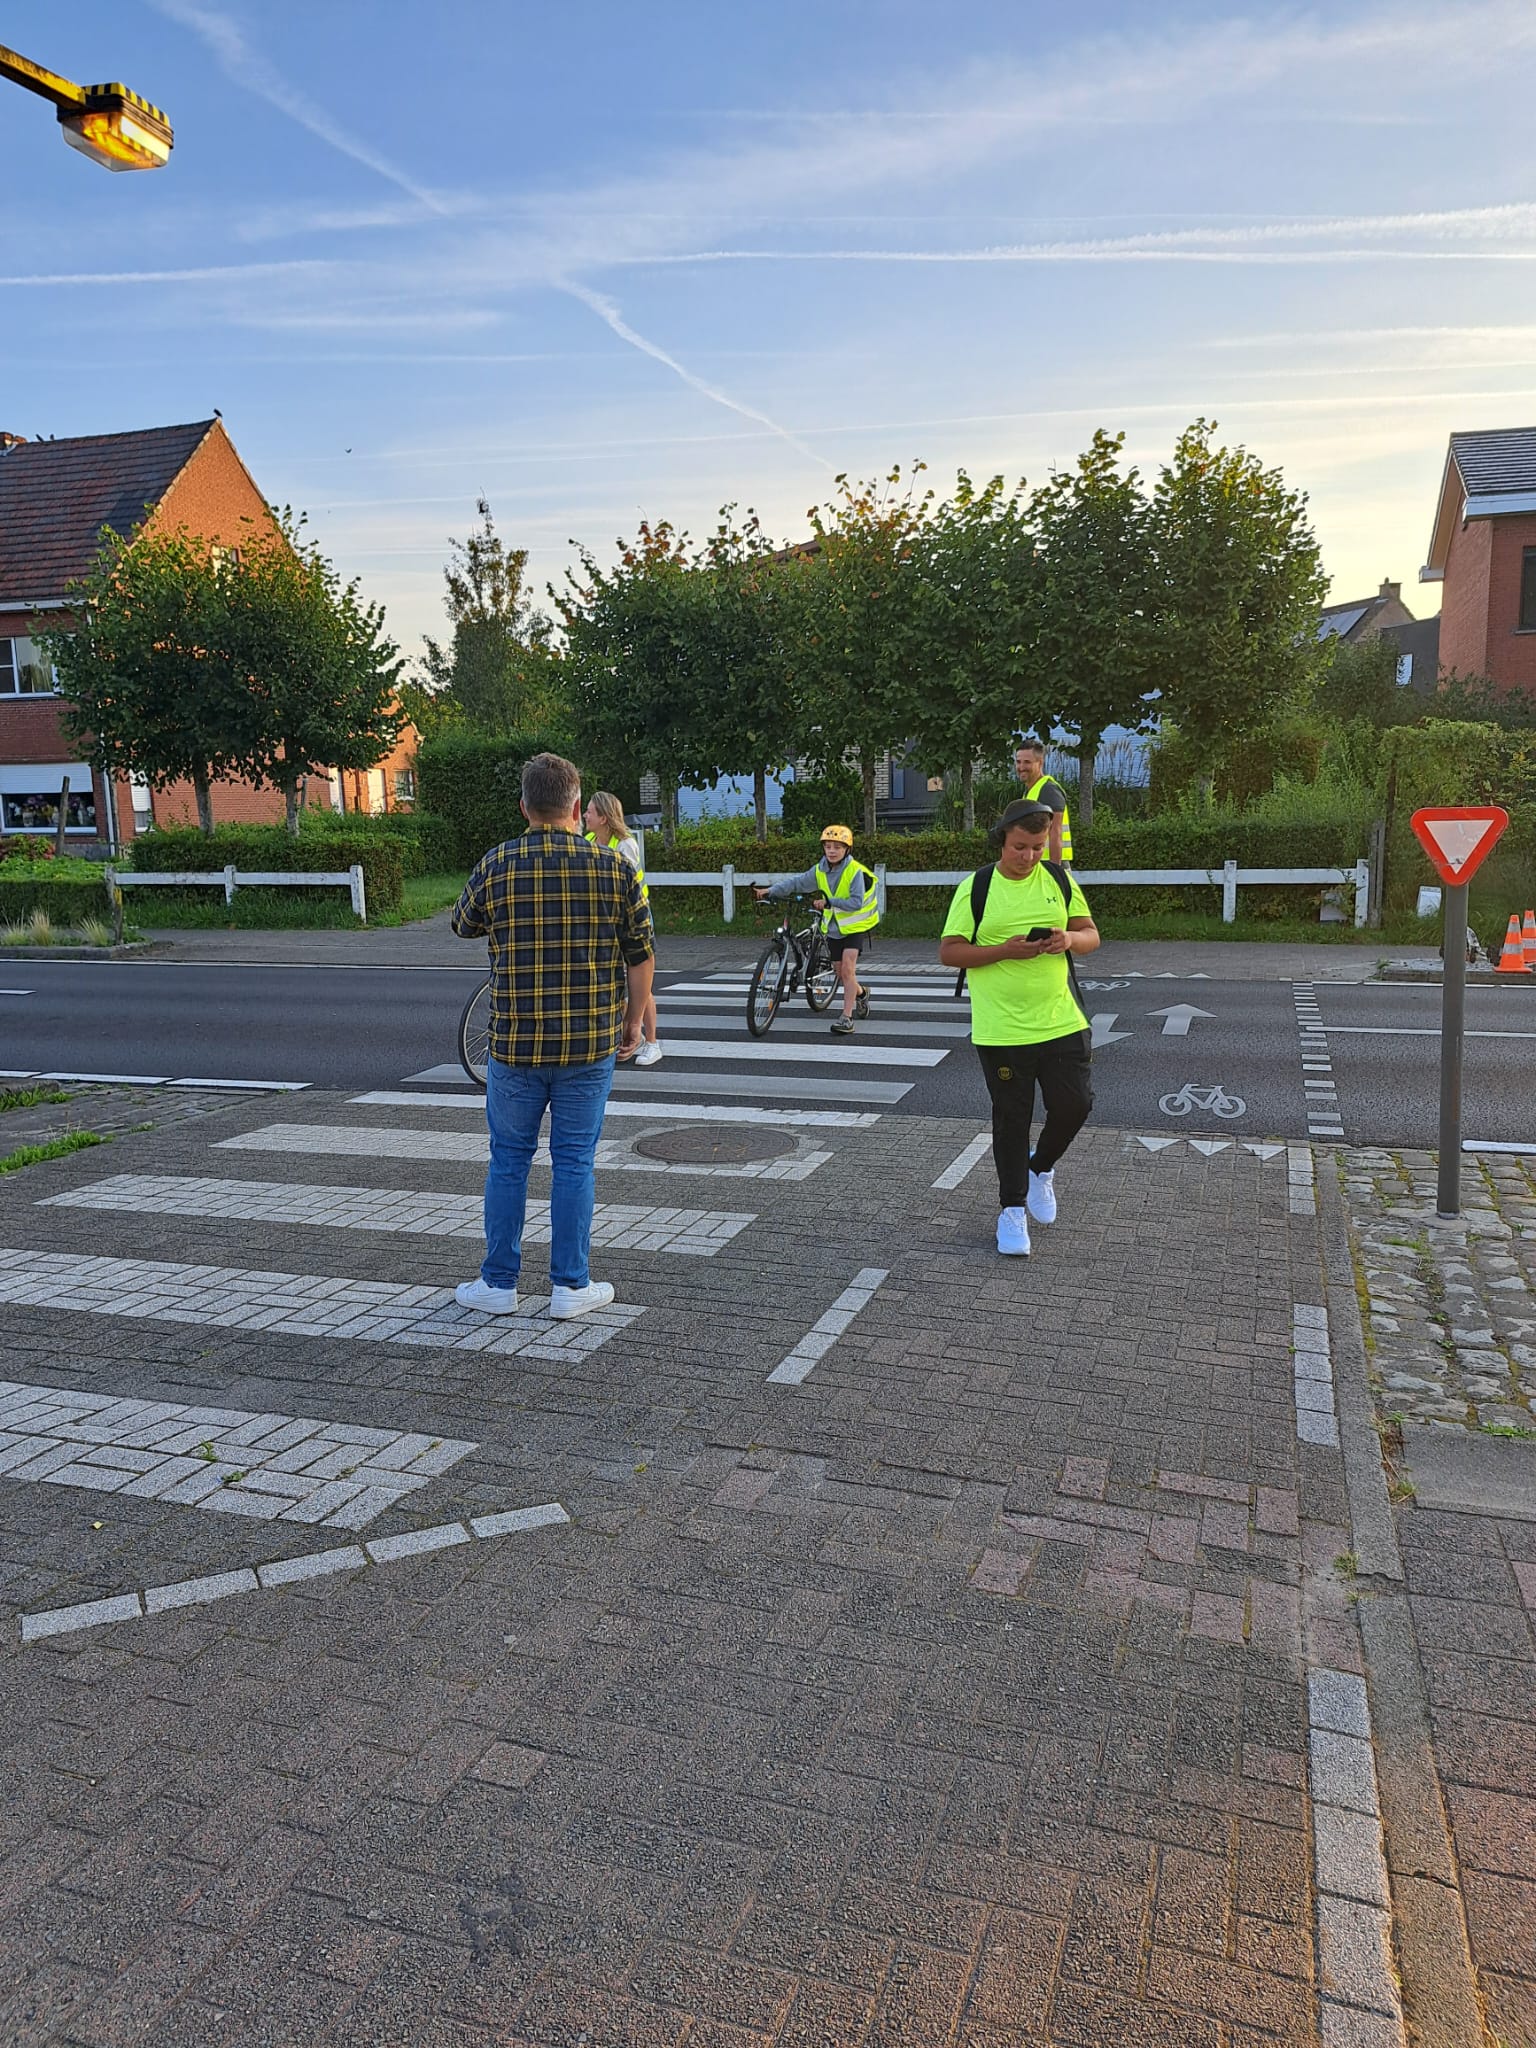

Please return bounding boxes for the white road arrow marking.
[1090,1012,1133,1049]
[1150,1003,1215,1037]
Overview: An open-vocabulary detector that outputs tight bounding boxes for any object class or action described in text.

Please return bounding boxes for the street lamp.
[0,42,172,171]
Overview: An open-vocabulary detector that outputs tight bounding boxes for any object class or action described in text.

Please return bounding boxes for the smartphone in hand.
[1025,926,1055,942]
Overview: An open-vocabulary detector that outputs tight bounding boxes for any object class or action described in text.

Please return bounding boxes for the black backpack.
[952,860,1085,1007]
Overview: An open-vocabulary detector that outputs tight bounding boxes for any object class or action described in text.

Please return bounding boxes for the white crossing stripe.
[17,1504,571,1643]
[222,1121,836,1181]
[0,1249,641,1359]
[356,1091,880,1129]
[766,1266,890,1385]
[633,1037,945,1068]
[609,1072,911,1105]
[665,1014,972,1041]
[46,1174,752,1257]
[932,1131,991,1190]
[0,1375,475,1530]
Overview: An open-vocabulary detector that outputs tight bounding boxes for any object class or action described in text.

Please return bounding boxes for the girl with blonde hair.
[584,790,663,1065]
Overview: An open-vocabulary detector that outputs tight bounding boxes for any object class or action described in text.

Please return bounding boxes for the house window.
[1521,549,1536,631]
[0,776,97,833]
[392,767,416,803]
[0,636,58,695]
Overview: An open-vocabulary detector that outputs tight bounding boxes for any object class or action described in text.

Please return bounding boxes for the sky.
[6,0,1536,666]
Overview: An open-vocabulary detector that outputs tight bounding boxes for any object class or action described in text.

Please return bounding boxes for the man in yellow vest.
[1013,738,1072,864]
[752,823,879,1035]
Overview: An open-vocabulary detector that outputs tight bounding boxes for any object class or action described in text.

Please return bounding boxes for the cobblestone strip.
[220,1120,834,1181]
[17,1504,570,1642]
[45,1172,754,1257]
[1294,1302,1342,1448]
[0,1248,641,1359]
[0,1374,476,1528]
[765,1266,890,1384]
[1295,980,1345,1142]
[1308,1668,1407,2044]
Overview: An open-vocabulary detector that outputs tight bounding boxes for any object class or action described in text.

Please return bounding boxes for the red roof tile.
[0,419,216,603]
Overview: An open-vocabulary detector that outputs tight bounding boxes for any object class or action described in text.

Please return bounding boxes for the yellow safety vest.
[1026,775,1072,862]
[585,829,648,902]
[815,854,880,935]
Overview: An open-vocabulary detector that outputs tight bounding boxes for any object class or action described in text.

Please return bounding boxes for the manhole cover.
[633,1124,799,1165]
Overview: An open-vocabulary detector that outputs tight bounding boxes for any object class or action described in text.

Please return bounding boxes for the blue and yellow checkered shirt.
[452,826,654,1067]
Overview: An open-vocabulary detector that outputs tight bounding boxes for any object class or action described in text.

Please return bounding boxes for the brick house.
[1420,426,1536,694]
[0,418,417,849]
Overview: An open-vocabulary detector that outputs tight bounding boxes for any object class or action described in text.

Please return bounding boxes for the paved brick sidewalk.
[0,1089,1409,2045]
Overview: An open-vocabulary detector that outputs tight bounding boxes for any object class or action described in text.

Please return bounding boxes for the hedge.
[128,826,404,910]
[0,876,110,924]
[298,808,426,877]
[415,729,580,870]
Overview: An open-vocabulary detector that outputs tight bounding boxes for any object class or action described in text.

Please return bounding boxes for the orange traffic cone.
[1497,914,1531,974]
[1523,908,1536,968]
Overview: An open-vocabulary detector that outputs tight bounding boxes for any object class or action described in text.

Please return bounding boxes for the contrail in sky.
[562,282,828,470]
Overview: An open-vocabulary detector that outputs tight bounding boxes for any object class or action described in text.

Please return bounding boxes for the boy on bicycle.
[752,823,879,1034]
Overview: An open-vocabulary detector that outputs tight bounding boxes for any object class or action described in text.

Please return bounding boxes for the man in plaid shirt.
[451,752,655,1320]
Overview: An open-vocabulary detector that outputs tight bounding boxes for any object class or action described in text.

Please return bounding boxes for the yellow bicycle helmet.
[820,823,854,848]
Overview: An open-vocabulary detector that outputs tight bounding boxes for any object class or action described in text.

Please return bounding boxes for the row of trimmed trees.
[48,512,403,836]
[543,420,1327,839]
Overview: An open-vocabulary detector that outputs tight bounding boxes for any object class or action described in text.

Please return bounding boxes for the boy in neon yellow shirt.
[938,798,1100,1257]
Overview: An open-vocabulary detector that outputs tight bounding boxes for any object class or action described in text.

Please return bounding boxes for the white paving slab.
[767,1267,890,1385]
[220,1121,836,1180]
[45,1173,753,1257]
[0,1249,641,1362]
[357,1092,880,1129]
[0,1373,477,1528]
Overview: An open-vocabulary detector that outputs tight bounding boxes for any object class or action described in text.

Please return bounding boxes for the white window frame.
[0,635,60,697]
[0,762,98,834]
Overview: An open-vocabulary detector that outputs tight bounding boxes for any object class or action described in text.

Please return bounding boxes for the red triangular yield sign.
[1410,806,1510,885]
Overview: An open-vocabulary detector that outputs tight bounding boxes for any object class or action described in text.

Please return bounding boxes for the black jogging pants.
[975,1030,1094,1206]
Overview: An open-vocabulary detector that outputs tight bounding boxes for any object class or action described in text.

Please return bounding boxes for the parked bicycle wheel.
[746,940,788,1038]
[458,980,492,1086]
[804,928,837,1012]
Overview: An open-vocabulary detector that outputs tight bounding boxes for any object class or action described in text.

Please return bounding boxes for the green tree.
[49,524,262,837]
[419,498,560,732]
[693,510,802,843]
[1427,667,1536,731]
[1026,430,1157,831]
[1148,419,1328,794]
[223,512,404,836]
[906,472,1036,830]
[788,468,934,834]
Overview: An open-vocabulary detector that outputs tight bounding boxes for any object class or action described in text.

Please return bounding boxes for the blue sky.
[6,1,1536,662]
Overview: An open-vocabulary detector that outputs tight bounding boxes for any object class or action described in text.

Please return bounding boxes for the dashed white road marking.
[45,1173,753,1257]
[0,1249,640,1360]
[932,1132,991,1189]
[766,1267,890,1385]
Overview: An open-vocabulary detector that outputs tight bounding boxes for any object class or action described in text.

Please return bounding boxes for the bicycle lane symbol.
[1158,1082,1247,1120]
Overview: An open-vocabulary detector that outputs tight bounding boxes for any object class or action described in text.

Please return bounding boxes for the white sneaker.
[455,1278,520,1315]
[634,1040,664,1067]
[1027,1169,1057,1224]
[997,1207,1030,1257]
[548,1280,616,1320]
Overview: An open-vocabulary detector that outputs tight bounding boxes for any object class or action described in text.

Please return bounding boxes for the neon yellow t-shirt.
[941,863,1092,1046]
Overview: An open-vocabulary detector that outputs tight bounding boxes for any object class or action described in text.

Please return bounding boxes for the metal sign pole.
[1436,882,1469,1217]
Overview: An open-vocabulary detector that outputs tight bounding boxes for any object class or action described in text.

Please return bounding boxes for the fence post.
[349,863,367,923]
[875,863,888,917]
[1353,858,1370,929]
[721,863,735,924]
[1222,860,1238,925]
[223,864,237,906]
[1368,818,1386,929]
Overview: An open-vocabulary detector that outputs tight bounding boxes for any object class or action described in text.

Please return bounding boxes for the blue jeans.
[482,1054,616,1291]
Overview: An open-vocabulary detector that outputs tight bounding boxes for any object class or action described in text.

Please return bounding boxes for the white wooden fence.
[105,864,368,921]
[643,859,1372,928]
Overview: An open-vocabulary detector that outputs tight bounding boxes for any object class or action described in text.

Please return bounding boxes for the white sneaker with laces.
[455,1278,520,1315]
[996,1206,1030,1257]
[634,1040,664,1067]
[548,1280,616,1320]
[1027,1169,1057,1224]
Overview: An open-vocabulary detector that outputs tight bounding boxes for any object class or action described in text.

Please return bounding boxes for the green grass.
[0,1086,71,1114]
[0,1130,105,1175]
[384,872,468,925]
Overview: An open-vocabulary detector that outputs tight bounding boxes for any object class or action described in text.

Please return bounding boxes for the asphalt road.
[0,958,1532,1150]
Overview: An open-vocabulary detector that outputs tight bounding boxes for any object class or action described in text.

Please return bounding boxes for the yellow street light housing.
[59,86,174,173]
[0,43,173,172]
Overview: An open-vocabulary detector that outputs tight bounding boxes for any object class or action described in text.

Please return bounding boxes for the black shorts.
[827,933,864,960]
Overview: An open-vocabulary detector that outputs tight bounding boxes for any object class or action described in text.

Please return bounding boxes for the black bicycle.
[745,894,839,1037]
[459,980,491,1086]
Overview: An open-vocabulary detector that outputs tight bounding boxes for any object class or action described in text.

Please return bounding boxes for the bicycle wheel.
[746,940,787,1038]
[804,929,838,1012]
[458,980,492,1087]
